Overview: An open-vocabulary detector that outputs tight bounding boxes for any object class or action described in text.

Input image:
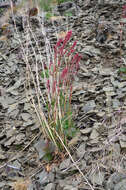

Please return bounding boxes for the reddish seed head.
[59,31,73,55]
[61,68,68,80]
[47,79,50,91]
[122,5,126,18]
[29,7,38,17]
[123,5,126,10]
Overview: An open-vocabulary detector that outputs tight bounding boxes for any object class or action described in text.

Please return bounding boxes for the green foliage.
[57,0,71,4]
[118,67,126,74]
[40,31,81,153]
[45,12,54,19]
[41,69,49,78]
[43,152,54,161]
[64,12,73,17]
[38,0,52,11]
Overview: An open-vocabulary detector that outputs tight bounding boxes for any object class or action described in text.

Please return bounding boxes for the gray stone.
[90,129,99,139]
[59,158,71,170]
[0,182,6,188]
[76,143,85,158]
[20,113,31,121]
[63,185,78,190]
[0,152,6,160]
[37,170,49,185]
[90,171,104,185]
[16,133,25,141]
[23,120,35,127]
[107,172,126,190]
[114,179,126,190]
[34,138,47,160]
[34,138,55,160]
[36,170,55,185]
[4,136,15,146]
[112,99,120,109]
[83,46,101,56]
[103,86,114,92]
[45,183,56,190]
[80,128,92,134]
[82,100,96,113]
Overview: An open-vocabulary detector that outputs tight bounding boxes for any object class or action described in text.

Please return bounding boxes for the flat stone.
[4,136,15,146]
[118,82,126,88]
[100,68,113,76]
[82,100,96,113]
[20,113,31,121]
[80,128,92,134]
[103,86,114,92]
[45,183,56,190]
[119,140,126,148]
[0,182,6,188]
[90,171,104,185]
[112,99,120,109]
[76,143,85,158]
[16,133,25,141]
[36,170,54,185]
[34,138,55,160]
[59,158,71,170]
[83,46,101,56]
[107,172,126,190]
[12,160,21,170]
[90,129,99,139]
[23,120,35,127]
[114,179,126,190]
[64,186,78,190]
[0,152,6,160]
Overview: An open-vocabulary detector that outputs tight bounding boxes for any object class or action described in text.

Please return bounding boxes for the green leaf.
[64,12,73,17]
[43,153,53,162]
[39,0,52,11]
[46,12,53,19]
[41,70,49,79]
[119,67,126,73]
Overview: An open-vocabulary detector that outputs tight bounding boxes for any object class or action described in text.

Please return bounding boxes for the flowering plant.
[41,30,81,151]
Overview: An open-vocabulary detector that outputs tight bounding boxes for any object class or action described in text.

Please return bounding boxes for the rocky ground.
[1,0,126,189]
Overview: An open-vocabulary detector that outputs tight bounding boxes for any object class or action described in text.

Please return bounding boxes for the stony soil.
[1,0,126,190]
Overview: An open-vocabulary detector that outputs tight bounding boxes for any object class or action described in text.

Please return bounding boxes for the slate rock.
[82,100,96,113]
[45,183,56,190]
[106,172,126,190]
[103,86,114,92]
[36,170,55,185]
[16,133,25,142]
[4,136,15,146]
[23,120,35,127]
[114,179,126,190]
[11,160,21,170]
[20,113,31,121]
[83,46,101,56]
[59,158,71,170]
[112,99,120,109]
[34,138,55,160]
[90,129,99,139]
[90,171,104,185]
[0,152,7,160]
[80,128,92,134]
[63,185,78,190]
[76,143,85,158]
[0,182,6,188]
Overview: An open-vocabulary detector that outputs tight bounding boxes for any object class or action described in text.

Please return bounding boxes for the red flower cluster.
[47,31,81,96]
[122,5,126,18]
